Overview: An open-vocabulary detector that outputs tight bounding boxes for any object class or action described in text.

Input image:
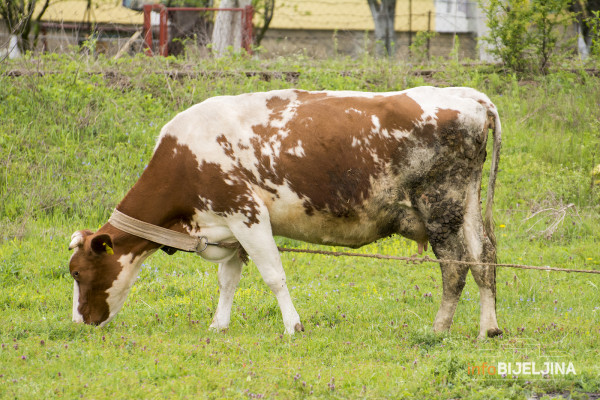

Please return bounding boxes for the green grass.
[1,53,599,399]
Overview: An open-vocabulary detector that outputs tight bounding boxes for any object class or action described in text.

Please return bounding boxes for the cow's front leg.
[227,212,303,335]
[210,252,243,331]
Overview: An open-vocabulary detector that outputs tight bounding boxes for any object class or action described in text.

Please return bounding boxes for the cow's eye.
[72,271,80,280]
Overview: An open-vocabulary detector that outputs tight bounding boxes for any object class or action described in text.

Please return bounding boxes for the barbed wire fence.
[0,0,581,60]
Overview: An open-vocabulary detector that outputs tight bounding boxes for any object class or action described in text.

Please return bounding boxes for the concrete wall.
[260,29,477,60]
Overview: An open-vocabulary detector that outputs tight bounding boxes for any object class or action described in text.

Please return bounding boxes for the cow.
[68,86,502,339]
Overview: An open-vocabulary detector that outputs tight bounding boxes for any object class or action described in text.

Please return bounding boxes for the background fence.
[0,0,575,60]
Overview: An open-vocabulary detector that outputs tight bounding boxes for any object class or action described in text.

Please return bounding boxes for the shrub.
[586,10,600,58]
[478,0,574,74]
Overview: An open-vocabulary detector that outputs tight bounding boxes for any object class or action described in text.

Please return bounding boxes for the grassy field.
[1,54,599,399]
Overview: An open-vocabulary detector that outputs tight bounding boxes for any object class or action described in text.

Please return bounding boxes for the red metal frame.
[143,5,254,57]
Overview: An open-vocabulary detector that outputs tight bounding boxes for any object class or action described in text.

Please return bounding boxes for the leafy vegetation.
[0,53,599,398]
[478,0,575,74]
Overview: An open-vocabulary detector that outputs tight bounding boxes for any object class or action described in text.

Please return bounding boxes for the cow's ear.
[90,234,114,255]
[69,230,93,250]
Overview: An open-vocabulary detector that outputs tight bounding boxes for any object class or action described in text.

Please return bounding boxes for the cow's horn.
[69,231,86,250]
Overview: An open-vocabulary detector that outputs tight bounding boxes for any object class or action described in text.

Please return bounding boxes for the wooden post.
[408,0,412,52]
[427,10,431,60]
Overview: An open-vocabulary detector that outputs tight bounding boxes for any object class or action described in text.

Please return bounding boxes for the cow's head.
[68,228,151,326]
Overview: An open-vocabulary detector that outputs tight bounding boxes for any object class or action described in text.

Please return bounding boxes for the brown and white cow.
[69,87,502,338]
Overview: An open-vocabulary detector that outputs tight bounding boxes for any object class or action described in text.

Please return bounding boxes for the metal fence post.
[143,4,153,56]
[144,5,253,57]
[242,5,254,54]
[159,5,168,56]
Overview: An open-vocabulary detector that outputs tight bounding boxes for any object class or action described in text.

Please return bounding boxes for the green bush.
[478,0,574,74]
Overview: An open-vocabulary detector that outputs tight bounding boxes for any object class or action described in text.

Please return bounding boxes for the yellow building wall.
[35,0,435,31]
[39,0,143,25]
[271,0,435,32]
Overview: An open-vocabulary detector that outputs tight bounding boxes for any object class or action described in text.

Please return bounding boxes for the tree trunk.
[211,0,251,56]
[0,0,50,54]
[570,0,600,59]
[253,0,274,47]
[368,0,396,57]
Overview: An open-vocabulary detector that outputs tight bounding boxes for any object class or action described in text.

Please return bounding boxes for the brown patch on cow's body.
[121,135,262,228]
[117,135,199,228]
[195,161,260,226]
[436,108,461,125]
[251,93,426,224]
[216,134,235,159]
[265,96,291,120]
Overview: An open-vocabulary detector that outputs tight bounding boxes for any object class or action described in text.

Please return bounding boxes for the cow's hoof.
[209,323,229,332]
[294,323,305,332]
[487,328,503,338]
[479,328,503,339]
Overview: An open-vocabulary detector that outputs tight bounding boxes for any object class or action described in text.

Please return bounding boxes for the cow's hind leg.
[463,184,502,338]
[425,183,502,339]
[417,189,471,334]
[227,209,303,335]
[418,189,470,332]
[210,252,244,331]
[431,238,470,334]
[463,192,502,339]
[471,261,502,339]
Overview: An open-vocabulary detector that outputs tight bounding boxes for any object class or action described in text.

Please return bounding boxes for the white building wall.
[434,0,477,33]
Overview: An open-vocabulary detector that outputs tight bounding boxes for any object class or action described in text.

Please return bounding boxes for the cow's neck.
[109,137,199,248]
[102,178,193,257]
[115,174,195,234]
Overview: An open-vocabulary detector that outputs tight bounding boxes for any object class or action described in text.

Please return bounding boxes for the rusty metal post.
[144,5,253,57]
[242,5,254,54]
[143,4,153,56]
[159,5,168,56]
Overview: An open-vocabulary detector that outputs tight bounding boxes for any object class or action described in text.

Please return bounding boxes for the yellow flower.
[499,224,506,228]
[586,258,593,261]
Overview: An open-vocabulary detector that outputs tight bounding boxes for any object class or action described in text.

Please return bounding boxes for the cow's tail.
[484,106,501,248]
